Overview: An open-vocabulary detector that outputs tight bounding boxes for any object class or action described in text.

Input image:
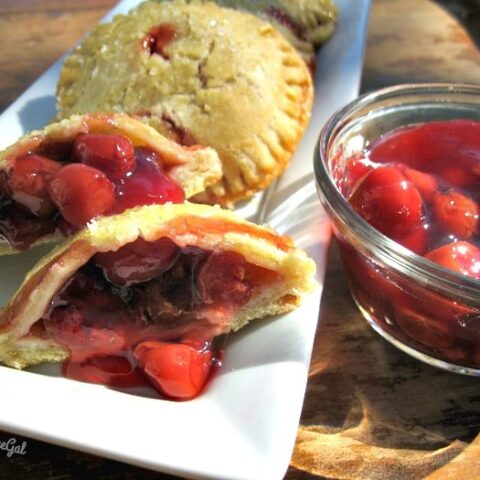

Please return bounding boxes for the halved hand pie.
[0,203,316,399]
[0,113,221,254]
[56,0,314,204]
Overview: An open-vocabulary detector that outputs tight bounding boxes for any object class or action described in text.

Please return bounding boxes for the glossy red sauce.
[142,23,177,59]
[336,119,480,367]
[40,243,278,399]
[0,133,185,250]
[340,120,480,258]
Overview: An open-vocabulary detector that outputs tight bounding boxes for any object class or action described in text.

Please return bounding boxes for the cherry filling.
[335,119,480,367]
[0,133,185,250]
[113,148,185,213]
[142,23,177,58]
[40,239,282,400]
[74,133,135,181]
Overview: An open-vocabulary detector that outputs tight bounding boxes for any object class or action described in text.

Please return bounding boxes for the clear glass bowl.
[314,84,480,375]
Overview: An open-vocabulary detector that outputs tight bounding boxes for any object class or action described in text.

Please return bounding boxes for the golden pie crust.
[56,0,314,204]
[0,112,222,255]
[211,0,337,65]
[0,202,317,369]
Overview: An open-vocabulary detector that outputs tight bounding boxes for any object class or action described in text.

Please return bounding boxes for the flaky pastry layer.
[0,202,317,369]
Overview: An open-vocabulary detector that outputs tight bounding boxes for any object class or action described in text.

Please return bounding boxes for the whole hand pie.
[0,203,316,399]
[56,0,314,204]
[0,112,221,254]
[210,0,338,67]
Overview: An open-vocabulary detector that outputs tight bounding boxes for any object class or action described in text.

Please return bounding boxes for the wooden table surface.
[1,1,480,479]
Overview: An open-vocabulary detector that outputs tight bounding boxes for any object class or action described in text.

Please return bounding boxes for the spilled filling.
[38,238,282,400]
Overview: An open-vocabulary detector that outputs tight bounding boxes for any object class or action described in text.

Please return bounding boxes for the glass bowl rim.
[314,82,480,305]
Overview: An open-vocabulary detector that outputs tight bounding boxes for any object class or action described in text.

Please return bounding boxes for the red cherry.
[48,164,115,225]
[349,166,424,238]
[337,239,405,306]
[133,340,213,400]
[339,154,375,196]
[73,133,135,181]
[438,166,474,189]
[394,222,430,255]
[95,237,179,286]
[425,241,480,279]
[7,153,62,217]
[394,301,457,352]
[431,190,479,239]
[401,167,437,202]
[114,148,185,213]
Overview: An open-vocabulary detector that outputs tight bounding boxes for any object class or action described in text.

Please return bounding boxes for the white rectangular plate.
[0,1,370,478]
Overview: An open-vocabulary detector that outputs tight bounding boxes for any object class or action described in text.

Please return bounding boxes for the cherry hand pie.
[0,203,316,398]
[56,0,314,204]
[210,0,338,68]
[0,113,221,254]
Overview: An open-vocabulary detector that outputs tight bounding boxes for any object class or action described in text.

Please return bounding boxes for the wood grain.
[0,0,116,113]
[0,0,480,479]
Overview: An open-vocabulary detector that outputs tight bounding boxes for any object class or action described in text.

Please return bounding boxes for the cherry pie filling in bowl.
[29,237,283,400]
[316,85,480,373]
[0,132,185,250]
[335,119,480,369]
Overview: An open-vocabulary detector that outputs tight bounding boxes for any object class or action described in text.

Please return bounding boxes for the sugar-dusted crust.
[211,0,337,64]
[56,0,314,204]
[0,112,222,254]
[0,202,317,369]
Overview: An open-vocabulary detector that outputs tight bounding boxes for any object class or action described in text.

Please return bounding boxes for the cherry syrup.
[41,246,265,399]
[337,119,480,368]
[0,133,185,249]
